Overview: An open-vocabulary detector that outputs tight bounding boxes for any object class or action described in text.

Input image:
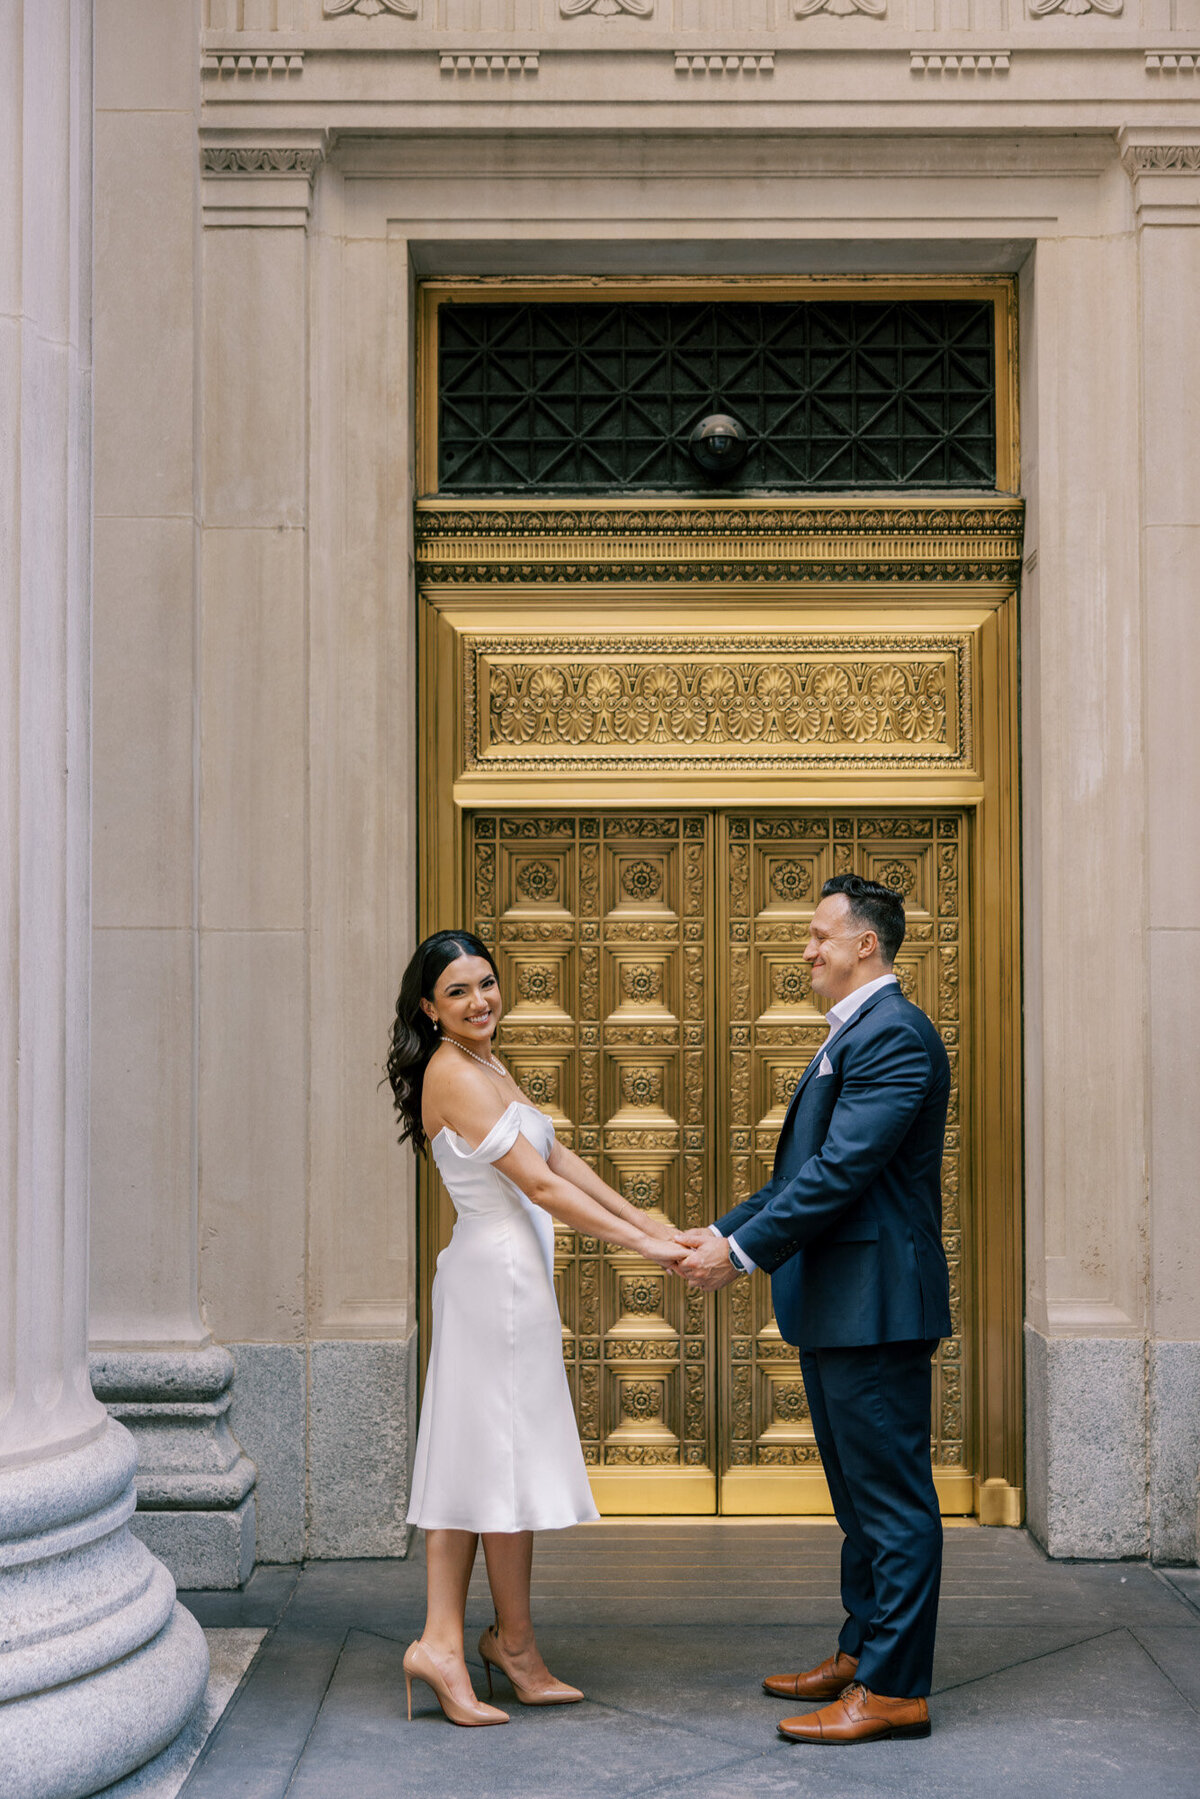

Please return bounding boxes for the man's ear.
[860,932,879,961]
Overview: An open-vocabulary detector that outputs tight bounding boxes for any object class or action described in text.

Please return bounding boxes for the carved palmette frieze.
[472,640,967,773]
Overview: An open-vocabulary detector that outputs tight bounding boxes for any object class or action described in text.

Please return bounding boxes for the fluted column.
[0,5,209,1795]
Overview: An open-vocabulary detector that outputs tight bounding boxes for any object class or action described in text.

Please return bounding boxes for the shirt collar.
[826,972,899,1033]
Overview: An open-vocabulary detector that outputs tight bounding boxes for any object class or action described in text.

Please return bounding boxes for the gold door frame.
[415,277,1024,1526]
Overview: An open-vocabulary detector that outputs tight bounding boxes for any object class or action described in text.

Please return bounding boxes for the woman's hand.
[637,1232,689,1270]
[637,1214,679,1243]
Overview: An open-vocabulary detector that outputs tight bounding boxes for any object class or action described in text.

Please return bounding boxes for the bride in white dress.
[386,930,685,1727]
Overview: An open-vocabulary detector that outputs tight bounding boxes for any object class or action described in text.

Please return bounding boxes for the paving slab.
[285,1629,764,1799]
[177,1530,1200,1799]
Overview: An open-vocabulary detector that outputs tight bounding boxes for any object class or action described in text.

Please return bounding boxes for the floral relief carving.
[620,1169,665,1210]
[620,963,662,1005]
[515,858,559,904]
[796,0,885,13]
[517,963,558,1004]
[771,1066,809,1108]
[202,148,323,174]
[1029,0,1120,13]
[474,841,495,914]
[876,858,917,897]
[937,841,959,916]
[1124,145,1200,173]
[621,859,663,902]
[619,1275,663,1316]
[619,1381,665,1422]
[621,1066,664,1109]
[324,0,416,14]
[521,1066,559,1108]
[772,1382,810,1424]
[769,860,813,904]
[561,0,652,13]
[770,963,811,1007]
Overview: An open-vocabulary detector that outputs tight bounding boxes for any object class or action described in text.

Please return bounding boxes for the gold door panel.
[453,806,973,1516]
[719,810,971,1516]
[471,812,716,1513]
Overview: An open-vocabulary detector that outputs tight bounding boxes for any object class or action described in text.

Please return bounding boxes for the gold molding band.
[416,498,1025,586]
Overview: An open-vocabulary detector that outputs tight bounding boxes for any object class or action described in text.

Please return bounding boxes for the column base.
[0,1422,209,1799]
[131,1494,256,1592]
[90,1346,257,1590]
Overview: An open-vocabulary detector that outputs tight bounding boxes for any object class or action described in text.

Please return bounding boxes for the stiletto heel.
[484,1656,494,1699]
[477,1626,584,1706]
[402,1640,508,1727]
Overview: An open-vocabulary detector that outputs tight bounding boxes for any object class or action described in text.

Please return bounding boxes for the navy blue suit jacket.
[715,984,952,1350]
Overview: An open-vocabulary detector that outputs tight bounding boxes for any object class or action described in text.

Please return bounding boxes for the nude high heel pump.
[403,1640,509,1727]
[478,1625,584,1706]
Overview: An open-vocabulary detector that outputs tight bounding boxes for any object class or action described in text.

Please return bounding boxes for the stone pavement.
[175,1523,1200,1799]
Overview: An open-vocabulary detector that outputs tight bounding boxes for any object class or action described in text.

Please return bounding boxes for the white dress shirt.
[718,973,899,1275]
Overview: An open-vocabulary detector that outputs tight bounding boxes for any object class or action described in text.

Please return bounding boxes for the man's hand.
[678,1231,740,1292]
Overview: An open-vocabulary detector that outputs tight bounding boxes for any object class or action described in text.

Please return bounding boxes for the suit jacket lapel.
[775,983,900,1147]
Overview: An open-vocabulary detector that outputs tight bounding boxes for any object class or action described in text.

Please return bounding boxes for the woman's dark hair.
[821,873,907,965]
[385,930,500,1155]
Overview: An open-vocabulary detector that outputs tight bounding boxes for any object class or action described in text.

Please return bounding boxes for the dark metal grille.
[437,299,997,493]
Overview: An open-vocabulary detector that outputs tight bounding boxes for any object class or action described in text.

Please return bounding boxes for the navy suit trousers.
[800,1338,943,1698]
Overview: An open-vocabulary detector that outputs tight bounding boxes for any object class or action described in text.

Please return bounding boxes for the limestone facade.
[76,0,1200,1590]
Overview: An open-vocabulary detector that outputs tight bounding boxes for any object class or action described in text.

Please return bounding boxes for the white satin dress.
[406,1100,599,1534]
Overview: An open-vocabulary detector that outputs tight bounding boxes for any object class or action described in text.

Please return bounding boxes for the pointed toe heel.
[477,1626,584,1706]
[403,1640,509,1727]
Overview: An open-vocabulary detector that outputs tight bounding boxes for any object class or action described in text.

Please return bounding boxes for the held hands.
[634,1220,742,1289]
[674,1227,741,1292]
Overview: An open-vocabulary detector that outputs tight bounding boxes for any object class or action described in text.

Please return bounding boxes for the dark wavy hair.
[385,929,500,1155]
[821,872,907,965]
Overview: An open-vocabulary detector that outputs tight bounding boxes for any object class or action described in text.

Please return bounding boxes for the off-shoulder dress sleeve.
[439,1100,525,1165]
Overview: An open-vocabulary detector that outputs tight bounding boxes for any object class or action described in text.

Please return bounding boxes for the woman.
[386,930,686,1727]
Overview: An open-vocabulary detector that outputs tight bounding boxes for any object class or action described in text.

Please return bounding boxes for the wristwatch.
[727,1241,750,1275]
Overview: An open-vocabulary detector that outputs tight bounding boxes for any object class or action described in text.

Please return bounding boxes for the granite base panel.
[307,1336,418,1561]
[1150,1339,1200,1565]
[131,1497,256,1592]
[1025,1324,1148,1560]
[227,1344,307,1565]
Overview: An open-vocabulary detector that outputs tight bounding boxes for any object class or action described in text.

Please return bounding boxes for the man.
[678,872,951,1744]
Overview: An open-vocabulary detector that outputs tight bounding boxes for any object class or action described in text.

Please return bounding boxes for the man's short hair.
[821,873,907,966]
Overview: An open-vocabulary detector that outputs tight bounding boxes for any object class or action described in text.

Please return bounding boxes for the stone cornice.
[1119,127,1200,223]
[199,130,330,228]
[414,497,1025,588]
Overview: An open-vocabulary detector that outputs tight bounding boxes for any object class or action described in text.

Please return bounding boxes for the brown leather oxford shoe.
[762,1650,859,1702]
[777,1682,931,1744]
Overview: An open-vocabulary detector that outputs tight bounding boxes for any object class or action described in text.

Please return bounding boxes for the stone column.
[87,0,255,1594]
[1121,130,1200,1567]
[0,4,209,1795]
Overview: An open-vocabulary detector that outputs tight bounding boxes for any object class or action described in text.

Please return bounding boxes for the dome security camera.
[688,413,750,479]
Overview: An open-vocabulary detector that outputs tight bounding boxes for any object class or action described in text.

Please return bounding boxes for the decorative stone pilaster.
[1121,126,1200,1567]
[90,1349,257,1591]
[0,5,209,1793]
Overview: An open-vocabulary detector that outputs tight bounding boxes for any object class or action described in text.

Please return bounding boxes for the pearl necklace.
[448,1038,504,1074]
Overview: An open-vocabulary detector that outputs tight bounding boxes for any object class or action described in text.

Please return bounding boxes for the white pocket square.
[817,1053,833,1077]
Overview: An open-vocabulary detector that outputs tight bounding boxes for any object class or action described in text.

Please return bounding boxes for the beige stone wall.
[87,3,1200,1562]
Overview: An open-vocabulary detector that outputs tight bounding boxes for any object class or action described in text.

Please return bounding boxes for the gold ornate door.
[450,805,972,1516]
[417,496,1024,1523]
